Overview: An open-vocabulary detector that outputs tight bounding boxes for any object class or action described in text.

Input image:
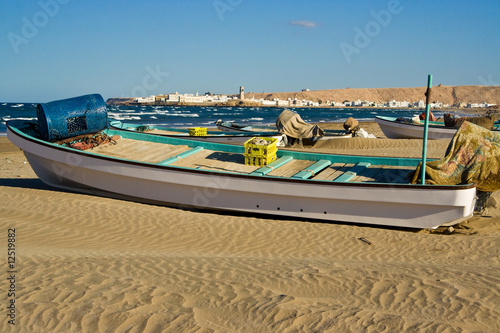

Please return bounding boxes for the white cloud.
[289,20,319,28]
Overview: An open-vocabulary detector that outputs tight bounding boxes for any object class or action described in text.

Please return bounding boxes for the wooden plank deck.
[90,138,191,163]
[311,163,355,181]
[170,150,259,174]
[89,138,416,183]
[267,160,316,178]
[351,165,414,184]
[368,165,414,184]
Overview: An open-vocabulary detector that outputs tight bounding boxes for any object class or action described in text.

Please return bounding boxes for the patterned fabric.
[411,121,500,192]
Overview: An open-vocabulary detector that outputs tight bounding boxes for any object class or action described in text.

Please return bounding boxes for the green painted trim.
[157,146,204,165]
[250,156,293,176]
[292,159,332,179]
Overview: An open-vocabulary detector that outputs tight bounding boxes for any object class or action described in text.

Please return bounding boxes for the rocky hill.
[244,85,500,106]
[107,85,500,107]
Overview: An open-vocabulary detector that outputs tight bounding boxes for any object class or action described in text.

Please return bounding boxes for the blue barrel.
[37,94,108,141]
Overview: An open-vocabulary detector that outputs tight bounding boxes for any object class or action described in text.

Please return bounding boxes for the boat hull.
[216,121,253,132]
[375,116,457,140]
[7,122,476,229]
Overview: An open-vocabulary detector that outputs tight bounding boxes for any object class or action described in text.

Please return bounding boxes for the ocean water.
[0,102,469,136]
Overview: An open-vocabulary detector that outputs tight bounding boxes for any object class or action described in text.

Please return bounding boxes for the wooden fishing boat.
[375,116,459,139]
[110,120,352,145]
[216,119,254,132]
[7,118,477,229]
[375,115,500,140]
[109,120,288,146]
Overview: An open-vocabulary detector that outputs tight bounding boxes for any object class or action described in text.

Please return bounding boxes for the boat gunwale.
[6,120,476,191]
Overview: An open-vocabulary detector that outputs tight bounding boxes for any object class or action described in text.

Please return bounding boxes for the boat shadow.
[0,178,56,191]
[210,208,422,233]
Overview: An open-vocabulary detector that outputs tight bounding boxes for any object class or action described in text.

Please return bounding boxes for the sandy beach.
[1,122,499,332]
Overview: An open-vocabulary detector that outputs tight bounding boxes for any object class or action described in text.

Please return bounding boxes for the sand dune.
[1,127,499,332]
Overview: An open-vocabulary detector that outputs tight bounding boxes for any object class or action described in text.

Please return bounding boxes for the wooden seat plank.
[333,162,371,182]
[267,160,315,178]
[250,156,294,176]
[157,146,204,165]
[292,160,332,179]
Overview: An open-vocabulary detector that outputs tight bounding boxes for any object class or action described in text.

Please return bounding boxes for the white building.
[167,93,181,102]
[387,100,399,107]
[137,95,155,103]
[261,99,277,106]
[181,95,206,103]
[414,100,425,108]
[429,102,443,108]
[205,95,229,103]
[467,103,480,108]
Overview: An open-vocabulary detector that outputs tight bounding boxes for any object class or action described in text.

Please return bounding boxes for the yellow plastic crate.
[188,127,207,136]
[244,137,278,166]
[244,154,277,166]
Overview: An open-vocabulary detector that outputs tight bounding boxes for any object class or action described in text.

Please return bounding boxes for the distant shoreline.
[106,85,500,111]
[104,100,498,116]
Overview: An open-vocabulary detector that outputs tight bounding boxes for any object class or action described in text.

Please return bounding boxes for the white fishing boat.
[374,116,458,139]
[111,120,352,146]
[375,115,500,140]
[216,119,254,132]
[6,95,477,229]
[109,120,288,146]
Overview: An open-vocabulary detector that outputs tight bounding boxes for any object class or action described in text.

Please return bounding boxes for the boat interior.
[90,136,415,184]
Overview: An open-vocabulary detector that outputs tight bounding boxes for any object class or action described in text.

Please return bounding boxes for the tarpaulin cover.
[411,121,500,192]
[276,110,324,139]
[37,94,108,141]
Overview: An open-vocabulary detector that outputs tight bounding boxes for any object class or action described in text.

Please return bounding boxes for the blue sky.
[1,0,499,102]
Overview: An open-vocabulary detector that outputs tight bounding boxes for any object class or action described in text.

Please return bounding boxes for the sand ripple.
[0,184,498,332]
[1,135,499,332]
